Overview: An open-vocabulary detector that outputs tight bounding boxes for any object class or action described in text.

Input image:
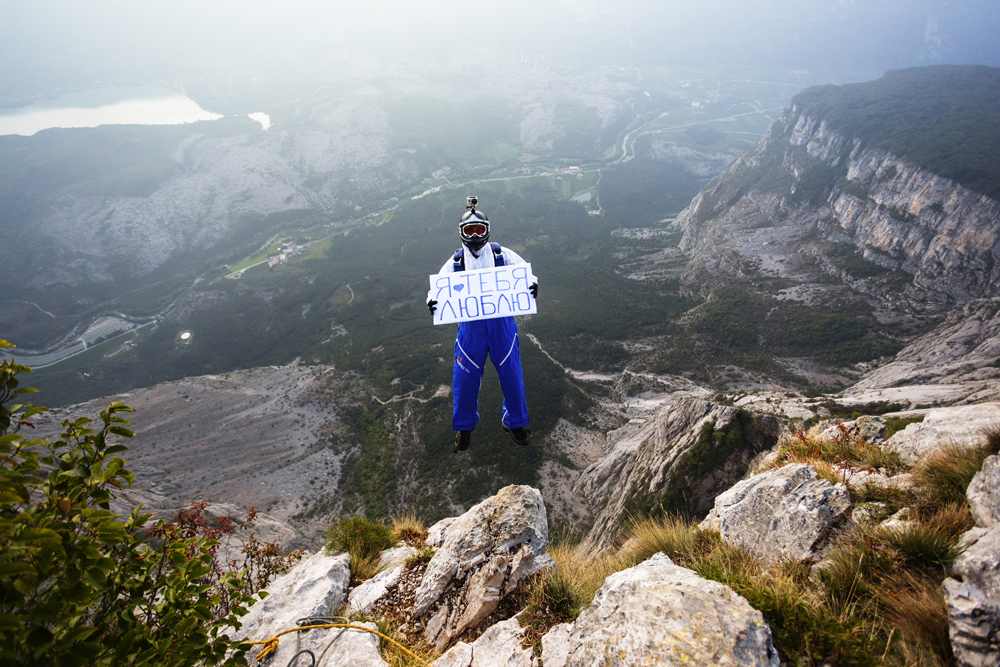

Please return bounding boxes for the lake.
[0,86,224,136]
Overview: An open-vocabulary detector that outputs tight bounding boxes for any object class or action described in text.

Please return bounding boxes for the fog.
[2,0,999,108]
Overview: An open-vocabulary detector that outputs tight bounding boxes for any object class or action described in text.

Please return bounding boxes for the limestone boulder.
[852,415,888,442]
[700,463,852,564]
[349,565,405,614]
[427,516,458,547]
[412,485,549,651]
[813,415,887,444]
[541,553,779,666]
[886,403,1000,465]
[379,545,418,567]
[942,578,1000,667]
[943,454,1000,666]
[952,522,1000,606]
[432,617,534,667]
[234,552,353,665]
[968,455,1000,528]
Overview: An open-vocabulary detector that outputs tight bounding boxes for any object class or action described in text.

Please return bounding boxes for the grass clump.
[765,426,906,484]
[911,439,999,522]
[820,523,958,665]
[391,511,428,547]
[325,515,396,581]
[520,568,582,648]
[519,543,621,656]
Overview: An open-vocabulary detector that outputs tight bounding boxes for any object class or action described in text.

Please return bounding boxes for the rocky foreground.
[235,483,783,667]
[230,407,1000,666]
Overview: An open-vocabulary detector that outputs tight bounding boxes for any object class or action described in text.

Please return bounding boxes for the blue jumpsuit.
[437,245,530,432]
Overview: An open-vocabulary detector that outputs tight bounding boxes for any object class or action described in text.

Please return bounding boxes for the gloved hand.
[427,299,438,315]
[529,282,538,299]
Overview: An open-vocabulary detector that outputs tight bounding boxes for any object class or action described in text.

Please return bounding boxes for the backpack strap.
[454,244,503,271]
[490,242,504,267]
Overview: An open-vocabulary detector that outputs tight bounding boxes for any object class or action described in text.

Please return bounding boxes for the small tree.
[0,341,274,666]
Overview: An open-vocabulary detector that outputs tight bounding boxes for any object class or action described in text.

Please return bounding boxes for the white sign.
[429,263,538,325]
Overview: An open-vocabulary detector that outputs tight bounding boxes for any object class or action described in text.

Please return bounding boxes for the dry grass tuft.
[765,427,906,485]
[543,543,621,609]
[918,503,975,541]
[983,424,1000,456]
[350,553,383,582]
[884,572,954,667]
[618,515,705,566]
[912,441,994,521]
[390,511,428,547]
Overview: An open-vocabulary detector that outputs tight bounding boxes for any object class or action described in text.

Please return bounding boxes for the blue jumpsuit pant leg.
[490,318,530,429]
[452,321,488,431]
[452,317,530,431]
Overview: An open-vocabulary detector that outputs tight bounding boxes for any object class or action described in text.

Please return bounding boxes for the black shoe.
[454,430,471,453]
[502,424,531,446]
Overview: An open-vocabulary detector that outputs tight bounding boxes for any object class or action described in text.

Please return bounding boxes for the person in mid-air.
[427,196,537,453]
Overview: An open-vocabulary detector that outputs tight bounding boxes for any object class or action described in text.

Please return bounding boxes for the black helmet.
[459,206,490,251]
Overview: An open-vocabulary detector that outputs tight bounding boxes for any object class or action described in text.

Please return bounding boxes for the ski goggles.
[461,222,488,237]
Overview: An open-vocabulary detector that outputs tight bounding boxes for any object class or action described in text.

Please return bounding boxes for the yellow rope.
[245,623,431,666]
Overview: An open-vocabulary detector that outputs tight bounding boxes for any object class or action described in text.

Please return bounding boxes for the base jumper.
[427,196,537,453]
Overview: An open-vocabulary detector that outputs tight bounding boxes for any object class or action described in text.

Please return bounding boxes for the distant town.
[267,240,303,267]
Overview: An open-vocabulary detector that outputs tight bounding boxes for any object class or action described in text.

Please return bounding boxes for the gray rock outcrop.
[944,455,1000,666]
[886,404,1000,465]
[235,552,354,665]
[700,463,852,564]
[576,398,780,552]
[952,526,1000,616]
[968,455,1000,528]
[412,485,550,651]
[541,553,779,666]
[349,564,406,614]
[426,517,458,547]
[851,299,1000,392]
[813,416,887,444]
[432,617,534,667]
[943,579,1000,667]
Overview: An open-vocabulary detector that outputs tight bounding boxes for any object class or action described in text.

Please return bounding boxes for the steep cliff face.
[675,105,1000,314]
[576,398,780,552]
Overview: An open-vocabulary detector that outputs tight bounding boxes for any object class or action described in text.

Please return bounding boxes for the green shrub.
[0,342,260,667]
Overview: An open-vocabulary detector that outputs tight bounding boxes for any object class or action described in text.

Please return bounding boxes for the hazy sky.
[1,1,999,105]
